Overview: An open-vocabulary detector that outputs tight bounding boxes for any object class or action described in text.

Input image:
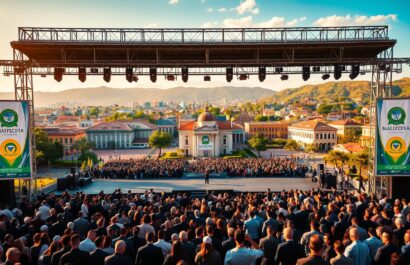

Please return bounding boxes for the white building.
[178,107,244,157]
[288,119,337,151]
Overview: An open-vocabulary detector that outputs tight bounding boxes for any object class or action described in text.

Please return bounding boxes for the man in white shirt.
[38,201,50,221]
[153,230,171,258]
[224,230,263,265]
[79,230,97,252]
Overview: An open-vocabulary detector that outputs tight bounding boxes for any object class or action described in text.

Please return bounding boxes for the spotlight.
[349,64,360,80]
[78,67,86,82]
[103,67,111,82]
[166,74,175,81]
[334,65,342,80]
[322,74,330,80]
[204,75,211,81]
[54,67,64,82]
[238,74,248,81]
[181,67,188,83]
[150,67,157,83]
[258,66,266,82]
[312,66,320,72]
[40,74,46,78]
[280,74,288,81]
[226,67,233,82]
[126,67,133,82]
[132,76,139,82]
[302,66,310,81]
[275,67,283,73]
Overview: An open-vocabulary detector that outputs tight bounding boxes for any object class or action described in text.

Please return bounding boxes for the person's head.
[70,234,81,249]
[333,240,345,256]
[171,241,184,262]
[146,232,155,243]
[6,247,20,263]
[206,225,214,236]
[349,228,359,242]
[179,231,188,242]
[267,226,275,236]
[234,230,246,245]
[158,229,165,240]
[310,220,319,231]
[114,240,126,254]
[351,217,358,225]
[323,233,332,246]
[382,230,393,244]
[171,233,179,242]
[227,227,235,238]
[199,236,213,258]
[405,231,410,244]
[283,227,294,241]
[195,227,204,238]
[395,218,404,229]
[95,236,104,248]
[133,226,140,237]
[87,230,96,241]
[120,227,127,237]
[368,227,377,238]
[309,234,324,256]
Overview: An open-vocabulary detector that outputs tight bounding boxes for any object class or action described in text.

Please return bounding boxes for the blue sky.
[0,0,409,92]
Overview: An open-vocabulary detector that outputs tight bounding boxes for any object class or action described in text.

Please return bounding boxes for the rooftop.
[289,119,337,131]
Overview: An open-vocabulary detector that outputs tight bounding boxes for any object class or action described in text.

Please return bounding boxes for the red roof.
[290,119,337,131]
[335,143,364,153]
[179,121,195,130]
[86,121,132,131]
[328,120,362,126]
[178,121,243,131]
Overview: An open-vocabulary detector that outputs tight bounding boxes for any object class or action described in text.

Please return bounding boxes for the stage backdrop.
[0,101,31,179]
[376,98,410,176]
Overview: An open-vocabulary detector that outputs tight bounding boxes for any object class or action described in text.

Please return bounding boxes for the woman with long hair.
[38,242,59,265]
[12,238,30,265]
[194,236,221,265]
[29,233,42,265]
[163,241,186,265]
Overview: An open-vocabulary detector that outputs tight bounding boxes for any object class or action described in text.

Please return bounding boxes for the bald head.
[114,240,126,254]
[179,231,188,241]
[283,227,293,241]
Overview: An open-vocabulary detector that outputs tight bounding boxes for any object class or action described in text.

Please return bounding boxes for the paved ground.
[57,177,319,194]
[95,147,177,161]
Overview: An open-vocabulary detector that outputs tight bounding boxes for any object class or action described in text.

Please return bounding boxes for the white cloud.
[218,16,307,28]
[236,0,259,15]
[223,16,254,27]
[206,7,213,12]
[201,21,219,28]
[313,14,398,27]
[169,0,179,5]
[144,23,158,28]
[218,7,227,12]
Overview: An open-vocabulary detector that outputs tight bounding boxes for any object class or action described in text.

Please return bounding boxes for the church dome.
[197,105,215,122]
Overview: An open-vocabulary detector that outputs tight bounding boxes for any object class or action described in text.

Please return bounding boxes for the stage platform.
[54,177,319,195]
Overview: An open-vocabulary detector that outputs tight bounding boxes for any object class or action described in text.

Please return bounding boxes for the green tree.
[34,128,64,164]
[148,131,173,158]
[284,139,300,151]
[254,114,268,122]
[324,150,349,167]
[348,148,369,177]
[247,134,268,157]
[209,106,221,116]
[89,107,101,117]
[317,103,333,115]
[78,151,99,164]
[71,137,95,154]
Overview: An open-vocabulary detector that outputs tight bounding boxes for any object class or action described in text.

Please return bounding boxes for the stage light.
[334,65,342,80]
[280,74,288,81]
[258,66,266,82]
[238,74,248,81]
[204,75,211,81]
[126,67,133,82]
[322,74,330,80]
[40,74,46,78]
[275,67,283,73]
[103,67,111,82]
[313,66,320,72]
[78,67,86,82]
[302,66,310,81]
[226,67,233,82]
[166,74,175,81]
[54,67,64,82]
[349,64,360,80]
[132,76,139,82]
[182,67,188,83]
[150,67,157,83]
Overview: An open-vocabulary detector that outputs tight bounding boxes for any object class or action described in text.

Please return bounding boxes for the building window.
[223,136,227,145]
[223,148,226,154]
[185,136,188,145]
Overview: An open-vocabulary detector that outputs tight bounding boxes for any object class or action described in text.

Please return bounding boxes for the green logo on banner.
[0,109,18,127]
[388,107,406,125]
[202,135,209,144]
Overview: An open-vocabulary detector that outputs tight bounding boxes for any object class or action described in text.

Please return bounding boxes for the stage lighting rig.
[302,66,310,81]
[103,67,111,82]
[334,65,342,80]
[280,74,288,81]
[150,67,157,83]
[238,74,248,81]
[322,74,330,80]
[78,67,86,82]
[349,64,360,80]
[258,66,266,82]
[126,67,133,82]
[275,67,283,73]
[204,75,211,81]
[54,67,64,82]
[181,67,188,83]
[226,67,233,82]
[166,74,175,81]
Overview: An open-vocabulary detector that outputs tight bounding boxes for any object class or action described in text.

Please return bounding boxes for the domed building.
[178,106,245,157]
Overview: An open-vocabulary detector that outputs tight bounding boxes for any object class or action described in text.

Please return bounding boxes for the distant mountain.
[0,86,275,107]
[263,78,410,104]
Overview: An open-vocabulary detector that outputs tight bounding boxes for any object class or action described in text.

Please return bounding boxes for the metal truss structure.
[0,26,409,198]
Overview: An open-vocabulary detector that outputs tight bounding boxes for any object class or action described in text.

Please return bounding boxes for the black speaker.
[0,180,16,208]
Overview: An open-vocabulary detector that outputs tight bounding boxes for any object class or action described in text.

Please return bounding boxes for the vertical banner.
[0,101,31,179]
[376,98,410,175]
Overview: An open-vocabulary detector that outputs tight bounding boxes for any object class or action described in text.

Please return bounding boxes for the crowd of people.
[95,158,307,179]
[0,188,409,265]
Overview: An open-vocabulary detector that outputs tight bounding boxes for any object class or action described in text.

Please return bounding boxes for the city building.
[42,127,86,155]
[360,124,371,148]
[178,107,245,157]
[244,121,288,140]
[86,119,157,149]
[288,119,337,151]
[156,119,177,136]
[328,119,362,142]
[333,142,365,154]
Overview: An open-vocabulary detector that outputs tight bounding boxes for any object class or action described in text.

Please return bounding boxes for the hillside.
[0,86,275,107]
[263,77,410,104]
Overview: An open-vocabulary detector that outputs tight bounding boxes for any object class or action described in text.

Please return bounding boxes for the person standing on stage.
[205,170,210,185]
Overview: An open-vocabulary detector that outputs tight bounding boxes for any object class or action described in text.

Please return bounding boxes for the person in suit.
[261,209,279,237]
[135,232,164,265]
[73,212,89,239]
[179,231,196,265]
[374,231,400,265]
[221,228,236,262]
[104,240,132,265]
[296,234,329,265]
[58,234,91,265]
[330,240,354,265]
[259,226,280,265]
[402,231,410,264]
[90,236,110,265]
[275,227,305,265]
[129,227,146,256]
[4,247,20,265]
[50,235,71,265]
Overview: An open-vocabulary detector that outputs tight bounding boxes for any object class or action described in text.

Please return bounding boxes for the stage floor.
[58,177,319,194]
